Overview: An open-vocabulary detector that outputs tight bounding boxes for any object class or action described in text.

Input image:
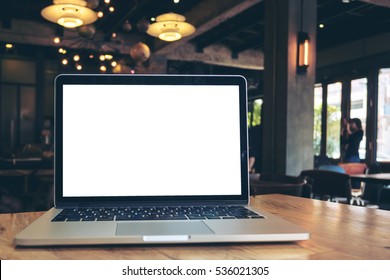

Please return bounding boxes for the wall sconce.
[297,32,310,74]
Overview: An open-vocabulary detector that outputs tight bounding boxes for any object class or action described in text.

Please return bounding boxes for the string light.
[73,55,80,62]
[97,11,104,18]
[100,65,107,72]
[5,43,13,49]
[53,37,61,44]
[76,64,83,71]
[62,59,68,65]
[109,7,115,12]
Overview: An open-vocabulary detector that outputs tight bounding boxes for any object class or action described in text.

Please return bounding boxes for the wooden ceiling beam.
[154,0,264,55]
[0,19,141,55]
[358,0,390,8]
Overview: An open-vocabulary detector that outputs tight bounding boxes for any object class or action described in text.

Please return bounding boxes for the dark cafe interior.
[1,0,390,259]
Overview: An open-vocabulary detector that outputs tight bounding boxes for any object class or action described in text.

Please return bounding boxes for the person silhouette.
[341,118,363,163]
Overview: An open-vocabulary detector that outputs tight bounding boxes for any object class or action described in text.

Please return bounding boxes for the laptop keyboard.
[51,206,264,222]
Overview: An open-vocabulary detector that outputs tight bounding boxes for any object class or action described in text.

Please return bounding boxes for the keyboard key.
[51,206,262,222]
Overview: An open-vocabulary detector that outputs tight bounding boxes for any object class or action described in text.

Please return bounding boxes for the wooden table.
[350,173,390,204]
[1,194,390,260]
[350,173,390,185]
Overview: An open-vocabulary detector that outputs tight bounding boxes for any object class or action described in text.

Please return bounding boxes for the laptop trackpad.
[116,221,214,236]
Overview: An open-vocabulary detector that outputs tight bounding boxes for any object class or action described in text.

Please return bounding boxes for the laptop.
[15,74,309,246]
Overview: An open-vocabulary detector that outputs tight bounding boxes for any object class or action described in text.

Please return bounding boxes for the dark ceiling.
[1,0,390,60]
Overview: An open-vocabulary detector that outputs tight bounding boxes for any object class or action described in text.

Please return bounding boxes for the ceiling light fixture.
[147,13,195,42]
[41,0,98,28]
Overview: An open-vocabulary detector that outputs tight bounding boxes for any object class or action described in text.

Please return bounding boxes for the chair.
[31,169,54,211]
[319,164,346,173]
[379,186,390,211]
[300,169,352,203]
[250,173,311,198]
[339,163,368,206]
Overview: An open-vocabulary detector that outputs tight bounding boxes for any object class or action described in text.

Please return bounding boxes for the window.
[377,69,390,162]
[248,99,262,127]
[326,82,342,158]
[313,85,323,156]
[350,78,367,159]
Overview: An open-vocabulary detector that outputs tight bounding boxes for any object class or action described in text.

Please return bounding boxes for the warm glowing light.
[298,39,309,67]
[319,23,325,29]
[59,48,67,54]
[76,64,82,70]
[100,65,107,72]
[174,0,180,3]
[5,43,13,49]
[97,11,104,18]
[298,32,310,74]
[99,55,105,61]
[130,69,135,74]
[62,59,68,65]
[73,55,80,62]
[147,13,195,42]
[89,54,94,59]
[111,61,117,67]
[41,0,97,28]
[104,54,113,60]
[112,32,117,38]
[151,17,156,22]
[104,0,110,3]
[109,7,115,12]
[303,40,309,66]
[53,37,61,44]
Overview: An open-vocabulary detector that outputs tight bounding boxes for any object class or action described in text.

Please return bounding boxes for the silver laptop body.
[15,74,309,246]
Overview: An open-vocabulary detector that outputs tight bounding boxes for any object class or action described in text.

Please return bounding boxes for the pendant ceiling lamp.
[147,13,196,42]
[41,0,97,29]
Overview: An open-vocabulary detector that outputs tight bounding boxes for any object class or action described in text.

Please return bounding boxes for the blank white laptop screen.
[62,84,242,197]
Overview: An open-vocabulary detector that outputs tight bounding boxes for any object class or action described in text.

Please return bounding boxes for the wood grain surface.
[1,194,389,260]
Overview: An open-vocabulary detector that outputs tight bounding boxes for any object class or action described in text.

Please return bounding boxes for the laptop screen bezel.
[54,74,249,207]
